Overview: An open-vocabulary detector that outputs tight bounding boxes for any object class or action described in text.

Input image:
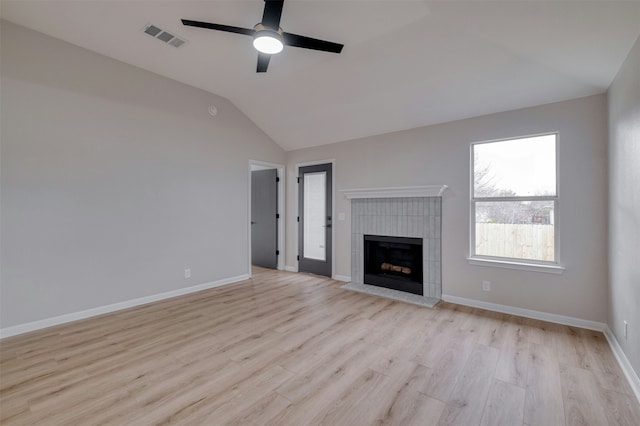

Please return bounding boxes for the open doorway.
[248,161,285,274]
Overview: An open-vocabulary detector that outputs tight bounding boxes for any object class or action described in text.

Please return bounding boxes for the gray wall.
[0,21,286,328]
[0,18,621,337]
[608,37,640,375]
[286,94,609,322]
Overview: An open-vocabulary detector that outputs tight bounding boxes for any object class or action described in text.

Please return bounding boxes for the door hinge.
[276,250,280,256]
[297,177,300,183]
[297,255,300,261]
[276,213,280,219]
[297,216,300,222]
[276,176,280,182]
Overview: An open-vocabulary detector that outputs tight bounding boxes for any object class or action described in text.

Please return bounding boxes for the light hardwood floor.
[1,267,639,425]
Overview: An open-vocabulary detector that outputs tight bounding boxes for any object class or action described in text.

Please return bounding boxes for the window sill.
[467,257,565,274]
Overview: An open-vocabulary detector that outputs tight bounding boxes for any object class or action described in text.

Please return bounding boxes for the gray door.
[251,169,278,269]
[298,163,332,277]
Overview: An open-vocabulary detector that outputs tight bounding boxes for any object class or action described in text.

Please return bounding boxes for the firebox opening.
[363,235,423,296]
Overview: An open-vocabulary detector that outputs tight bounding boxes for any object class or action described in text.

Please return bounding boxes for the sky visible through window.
[473,134,557,261]
[474,134,556,197]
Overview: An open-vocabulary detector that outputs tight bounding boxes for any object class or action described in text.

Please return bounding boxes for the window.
[470,134,560,269]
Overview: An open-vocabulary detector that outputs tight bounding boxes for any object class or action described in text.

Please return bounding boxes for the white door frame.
[294,159,336,279]
[248,160,285,276]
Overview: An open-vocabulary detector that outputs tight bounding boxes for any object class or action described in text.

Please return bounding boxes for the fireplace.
[347,194,443,301]
[364,235,423,295]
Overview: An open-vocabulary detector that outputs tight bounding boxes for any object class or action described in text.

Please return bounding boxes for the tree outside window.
[471,134,558,263]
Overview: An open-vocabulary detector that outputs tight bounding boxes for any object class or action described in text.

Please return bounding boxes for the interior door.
[298,163,332,277]
[251,169,278,269]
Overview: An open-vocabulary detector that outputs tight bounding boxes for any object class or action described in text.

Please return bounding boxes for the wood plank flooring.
[1,267,638,425]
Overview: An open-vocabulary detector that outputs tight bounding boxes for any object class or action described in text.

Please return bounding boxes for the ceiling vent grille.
[143,24,187,48]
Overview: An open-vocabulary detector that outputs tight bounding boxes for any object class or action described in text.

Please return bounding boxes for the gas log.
[380,263,412,275]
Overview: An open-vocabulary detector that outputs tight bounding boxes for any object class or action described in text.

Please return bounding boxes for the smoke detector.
[143,24,188,48]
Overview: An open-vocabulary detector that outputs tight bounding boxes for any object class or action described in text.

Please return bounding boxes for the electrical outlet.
[482,280,491,292]
[184,268,191,279]
[624,320,628,339]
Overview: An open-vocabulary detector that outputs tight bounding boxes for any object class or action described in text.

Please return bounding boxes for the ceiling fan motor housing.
[252,23,284,54]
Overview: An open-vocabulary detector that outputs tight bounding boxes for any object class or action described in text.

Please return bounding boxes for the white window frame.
[468,132,565,274]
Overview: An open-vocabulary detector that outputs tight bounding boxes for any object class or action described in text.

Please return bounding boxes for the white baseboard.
[442,294,640,404]
[283,265,298,273]
[0,274,249,339]
[603,325,640,403]
[441,294,606,331]
[333,275,351,282]
[3,278,637,404]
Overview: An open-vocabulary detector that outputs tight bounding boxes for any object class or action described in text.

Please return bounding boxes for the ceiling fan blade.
[282,32,344,54]
[257,53,271,73]
[261,0,284,30]
[181,19,255,36]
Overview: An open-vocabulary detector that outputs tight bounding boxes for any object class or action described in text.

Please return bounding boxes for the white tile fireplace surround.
[342,186,446,306]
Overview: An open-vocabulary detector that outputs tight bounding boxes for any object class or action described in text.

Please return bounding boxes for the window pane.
[474,134,556,197]
[475,201,555,261]
[303,172,326,261]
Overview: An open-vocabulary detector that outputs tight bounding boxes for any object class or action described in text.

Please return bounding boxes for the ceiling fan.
[182,0,344,73]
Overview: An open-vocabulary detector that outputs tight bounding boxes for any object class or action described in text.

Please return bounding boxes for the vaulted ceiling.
[2,1,639,151]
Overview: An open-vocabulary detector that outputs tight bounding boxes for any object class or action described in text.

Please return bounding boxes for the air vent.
[143,24,188,48]
[144,25,162,37]
[168,38,186,48]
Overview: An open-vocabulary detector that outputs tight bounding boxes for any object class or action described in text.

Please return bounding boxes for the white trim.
[432,294,640,404]
[603,325,640,403]
[470,132,561,267]
[341,185,447,199]
[333,274,351,282]
[441,294,605,331]
[0,274,248,339]
[467,257,565,274]
[283,265,298,273]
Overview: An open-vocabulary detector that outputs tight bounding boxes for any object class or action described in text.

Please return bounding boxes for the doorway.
[249,161,284,273]
[298,162,333,277]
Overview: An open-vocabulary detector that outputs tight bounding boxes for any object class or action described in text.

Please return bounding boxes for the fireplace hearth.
[364,235,423,295]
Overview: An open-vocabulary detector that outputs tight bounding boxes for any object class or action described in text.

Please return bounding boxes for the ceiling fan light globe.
[253,30,284,54]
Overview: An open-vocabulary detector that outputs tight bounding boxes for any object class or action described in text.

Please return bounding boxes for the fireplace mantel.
[341,185,447,199]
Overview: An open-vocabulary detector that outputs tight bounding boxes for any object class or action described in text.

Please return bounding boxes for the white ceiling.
[2,1,639,151]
